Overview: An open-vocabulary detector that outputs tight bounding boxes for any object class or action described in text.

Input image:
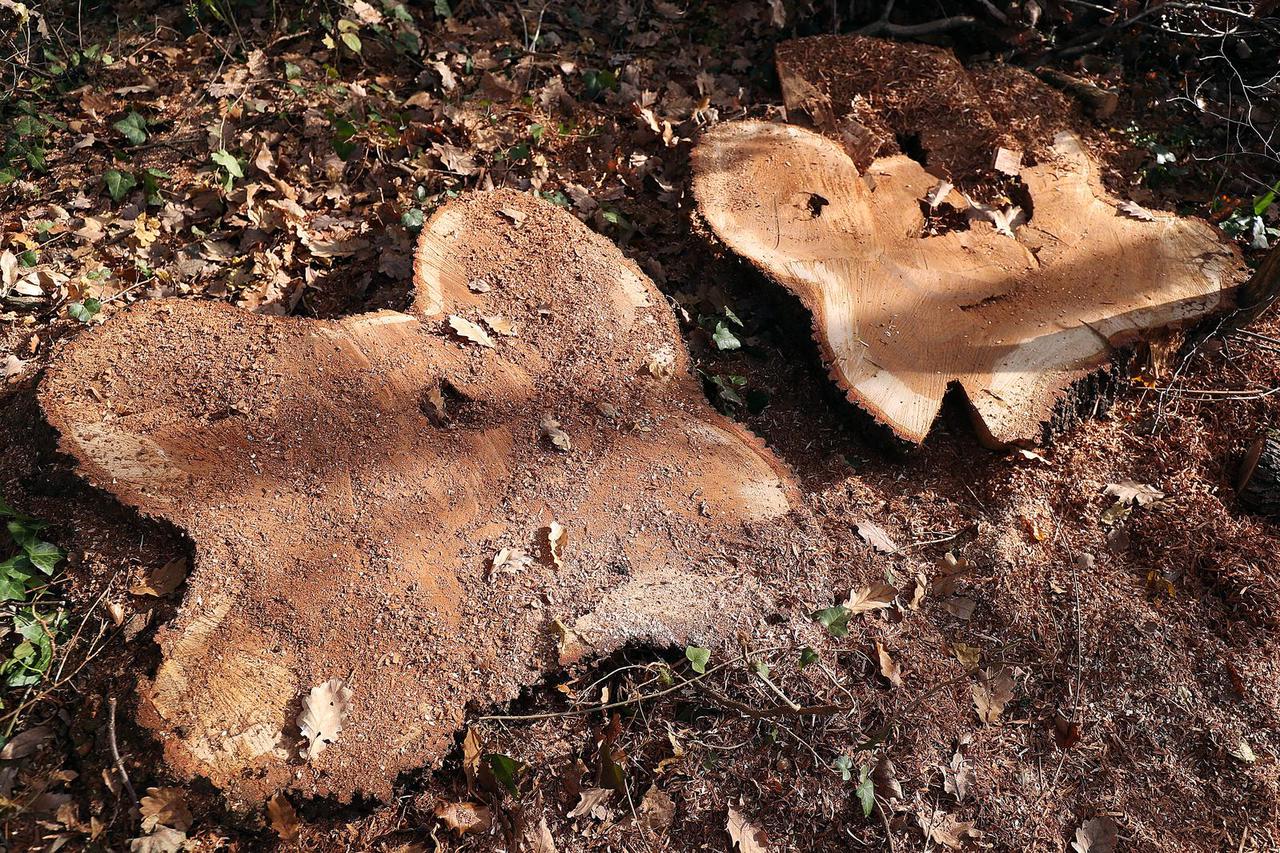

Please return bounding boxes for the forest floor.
[1,1,1279,851]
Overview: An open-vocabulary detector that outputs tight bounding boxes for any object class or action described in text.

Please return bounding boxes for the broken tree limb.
[691,120,1247,446]
[1035,68,1120,118]
[40,190,824,806]
[1239,428,1280,516]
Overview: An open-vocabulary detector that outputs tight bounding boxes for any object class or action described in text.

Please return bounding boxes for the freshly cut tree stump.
[1239,429,1280,517]
[39,191,819,806]
[691,121,1248,445]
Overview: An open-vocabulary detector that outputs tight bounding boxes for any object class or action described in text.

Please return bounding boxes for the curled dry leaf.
[435,801,493,835]
[140,787,192,833]
[1071,816,1119,853]
[567,787,613,820]
[973,667,1015,724]
[1103,481,1164,506]
[646,348,676,380]
[875,640,902,688]
[942,751,974,802]
[933,552,974,597]
[539,521,566,569]
[845,583,897,614]
[297,678,353,760]
[726,807,769,853]
[855,521,898,554]
[909,572,927,609]
[541,417,572,452]
[1118,200,1156,221]
[129,557,189,598]
[448,315,495,348]
[267,793,300,840]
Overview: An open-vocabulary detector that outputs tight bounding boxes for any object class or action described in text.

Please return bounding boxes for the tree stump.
[691,39,1249,447]
[1239,430,1280,516]
[39,191,821,806]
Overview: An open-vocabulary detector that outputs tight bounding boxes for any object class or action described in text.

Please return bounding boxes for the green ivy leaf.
[685,646,710,674]
[711,321,741,351]
[799,647,819,669]
[0,556,35,602]
[400,208,424,231]
[811,605,851,638]
[24,540,62,576]
[340,31,362,54]
[211,149,244,179]
[485,753,523,798]
[18,250,38,268]
[833,754,853,782]
[855,764,875,817]
[433,0,452,17]
[103,169,137,202]
[113,111,148,145]
[68,298,102,323]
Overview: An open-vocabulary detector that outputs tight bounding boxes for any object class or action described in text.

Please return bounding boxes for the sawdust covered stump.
[1239,429,1280,517]
[692,38,1249,447]
[39,191,822,806]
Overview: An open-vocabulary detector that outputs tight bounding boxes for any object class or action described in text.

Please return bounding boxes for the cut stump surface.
[692,119,1247,445]
[39,191,818,805]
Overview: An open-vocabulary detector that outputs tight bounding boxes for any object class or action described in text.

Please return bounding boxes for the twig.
[697,683,845,719]
[859,15,977,37]
[108,697,140,810]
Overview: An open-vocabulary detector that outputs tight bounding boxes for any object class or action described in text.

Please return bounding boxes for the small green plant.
[0,501,66,690]
[685,645,710,674]
[855,763,875,816]
[67,298,102,323]
[1221,181,1280,250]
[811,604,850,637]
[113,110,149,146]
[211,149,244,191]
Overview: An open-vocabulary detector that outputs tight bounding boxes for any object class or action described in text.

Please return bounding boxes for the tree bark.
[1239,429,1280,517]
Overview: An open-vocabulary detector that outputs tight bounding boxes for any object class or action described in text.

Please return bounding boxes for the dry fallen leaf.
[1117,200,1156,221]
[448,315,495,348]
[942,751,974,802]
[639,784,675,831]
[953,642,981,671]
[128,826,187,853]
[2,354,26,381]
[540,521,567,569]
[993,146,1023,175]
[435,801,493,835]
[973,667,1015,724]
[933,552,975,597]
[872,756,903,803]
[875,640,902,688]
[845,583,898,614]
[498,207,528,228]
[129,557,189,598]
[917,810,982,849]
[483,314,517,336]
[461,728,482,791]
[726,807,768,853]
[541,417,572,452]
[567,787,613,820]
[855,521,898,553]
[1104,481,1164,506]
[909,572,927,610]
[1071,816,1119,853]
[267,793,300,840]
[944,596,977,620]
[525,817,557,853]
[140,787,192,833]
[297,678,353,759]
